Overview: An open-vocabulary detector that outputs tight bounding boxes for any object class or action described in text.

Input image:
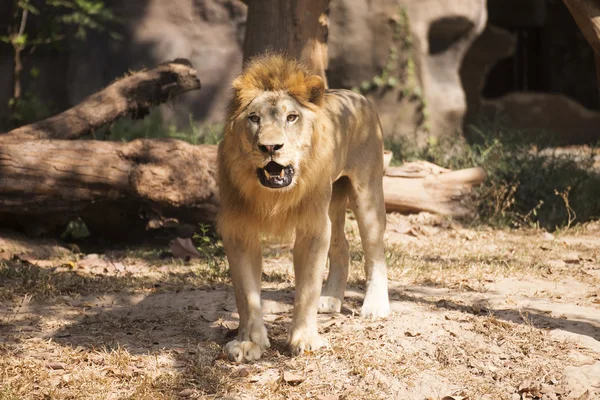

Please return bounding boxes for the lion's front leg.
[289,218,331,356]
[223,234,269,362]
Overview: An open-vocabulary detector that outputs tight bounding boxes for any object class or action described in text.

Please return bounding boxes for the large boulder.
[479,92,600,145]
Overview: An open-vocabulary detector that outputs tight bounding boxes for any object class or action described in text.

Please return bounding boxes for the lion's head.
[218,54,333,235]
[224,54,326,190]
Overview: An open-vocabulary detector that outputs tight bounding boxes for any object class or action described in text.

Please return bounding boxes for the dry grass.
[0,215,599,399]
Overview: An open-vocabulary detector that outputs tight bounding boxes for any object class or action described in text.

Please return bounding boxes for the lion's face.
[239,91,318,190]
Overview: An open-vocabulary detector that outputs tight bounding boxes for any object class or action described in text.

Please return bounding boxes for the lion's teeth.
[264,170,271,179]
[279,169,285,178]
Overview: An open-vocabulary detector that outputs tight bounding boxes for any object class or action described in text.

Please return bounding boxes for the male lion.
[218,54,390,362]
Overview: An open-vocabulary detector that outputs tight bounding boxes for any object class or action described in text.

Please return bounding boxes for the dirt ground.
[1,213,599,400]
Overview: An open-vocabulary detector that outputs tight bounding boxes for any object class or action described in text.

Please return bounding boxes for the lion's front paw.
[288,329,326,357]
[318,295,342,313]
[224,323,270,363]
[224,340,264,362]
[361,289,390,319]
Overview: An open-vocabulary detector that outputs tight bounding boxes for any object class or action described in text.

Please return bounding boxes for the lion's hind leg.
[319,177,351,314]
[350,176,390,319]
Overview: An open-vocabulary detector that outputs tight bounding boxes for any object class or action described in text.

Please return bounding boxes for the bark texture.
[0,139,218,215]
[383,161,486,217]
[243,0,329,84]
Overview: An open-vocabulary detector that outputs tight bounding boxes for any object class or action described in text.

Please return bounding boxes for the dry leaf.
[169,237,202,259]
[46,362,66,370]
[234,367,250,378]
[321,318,339,330]
[86,355,104,365]
[178,388,195,397]
[282,371,305,385]
[576,390,591,400]
[518,379,541,398]
[563,252,581,264]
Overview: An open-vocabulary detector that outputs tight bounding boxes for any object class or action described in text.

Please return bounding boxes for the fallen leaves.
[282,371,305,385]
[46,362,66,370]
[178,388,195,397]
[169,237,202,260]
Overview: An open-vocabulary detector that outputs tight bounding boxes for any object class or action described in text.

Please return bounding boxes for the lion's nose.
[258,143,283,154]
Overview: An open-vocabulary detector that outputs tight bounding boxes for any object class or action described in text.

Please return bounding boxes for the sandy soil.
[1,213,599,399]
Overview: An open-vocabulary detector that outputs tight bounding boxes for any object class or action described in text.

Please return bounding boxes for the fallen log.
[383,161,486,217]
[0,138,483,238]
[0,139,219,238]
[1,59,201,142]
[382,157,486,217]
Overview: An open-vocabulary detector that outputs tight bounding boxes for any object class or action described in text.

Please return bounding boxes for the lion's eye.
[287,114,298,122]
[249,115,260,123]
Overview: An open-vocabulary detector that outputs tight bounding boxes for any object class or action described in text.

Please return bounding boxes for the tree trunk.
[0,139,219,238]
[1,59,201,142]
[243,0,330,84]
[562,0,600,99]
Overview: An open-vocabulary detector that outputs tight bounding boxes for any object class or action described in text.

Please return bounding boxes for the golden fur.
[217,54,390,362]
[218,54,332,241]
[227,53,325,120]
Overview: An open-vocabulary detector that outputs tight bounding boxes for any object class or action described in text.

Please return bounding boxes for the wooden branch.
[562,0,600,99]
[0,139,219,231]
[1,59,201,142]
[383,161,486,217]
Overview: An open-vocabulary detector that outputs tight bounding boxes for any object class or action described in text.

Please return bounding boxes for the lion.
[217,54,390,362]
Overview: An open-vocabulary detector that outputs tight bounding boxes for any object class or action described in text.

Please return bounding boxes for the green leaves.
[12,33,28,47]
[8,0,118,46]
[48,0,118,40]
[17,0,39,14]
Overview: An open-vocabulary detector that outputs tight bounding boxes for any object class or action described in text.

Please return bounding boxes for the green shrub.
[102,109,224,145]
[387,118,600,230]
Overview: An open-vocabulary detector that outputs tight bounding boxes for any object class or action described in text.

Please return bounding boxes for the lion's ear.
[305,75,325,106]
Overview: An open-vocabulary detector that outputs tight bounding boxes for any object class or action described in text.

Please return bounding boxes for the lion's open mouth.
[257,161,294,188]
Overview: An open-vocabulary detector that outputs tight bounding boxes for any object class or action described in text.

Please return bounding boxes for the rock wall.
[1,0,599,146]
[328,0,487,149]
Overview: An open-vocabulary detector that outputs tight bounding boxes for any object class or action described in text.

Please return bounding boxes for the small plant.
[354,7,411,94]
[1,0,119,127]
[192,223,226,279]
[554,186,577,230]
[352,6,429,135]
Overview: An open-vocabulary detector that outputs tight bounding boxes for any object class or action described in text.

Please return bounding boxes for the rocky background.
[0,0,598,147]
